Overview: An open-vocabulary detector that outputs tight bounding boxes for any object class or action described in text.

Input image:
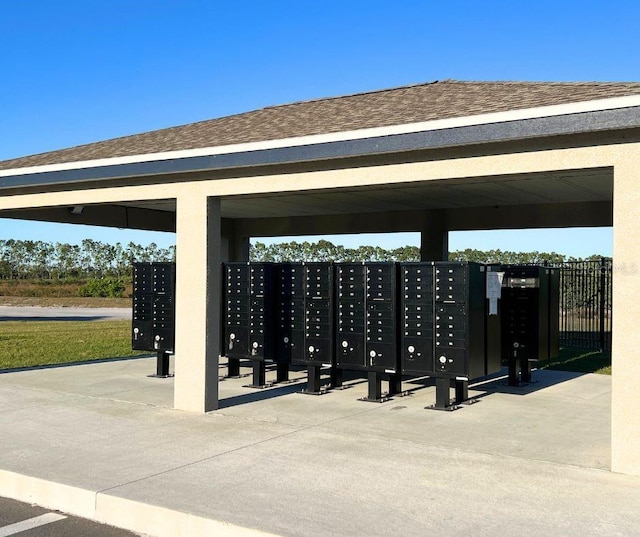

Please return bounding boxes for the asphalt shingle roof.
[3,80,640,171]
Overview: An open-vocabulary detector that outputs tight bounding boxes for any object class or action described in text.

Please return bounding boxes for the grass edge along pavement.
[0,320,146,370]
[537,347,611,375]
[0,318,612,374]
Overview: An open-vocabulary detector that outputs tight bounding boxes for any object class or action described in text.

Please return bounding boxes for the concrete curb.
[96,495,281,537]
[0,469,280,537]
[0,469,96,519]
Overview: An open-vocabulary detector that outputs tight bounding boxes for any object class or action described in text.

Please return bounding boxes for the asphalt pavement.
[0,496,142,536]
[0,306,130,322]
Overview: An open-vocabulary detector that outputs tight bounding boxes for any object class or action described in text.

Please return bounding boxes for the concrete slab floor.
[0,356,635,537]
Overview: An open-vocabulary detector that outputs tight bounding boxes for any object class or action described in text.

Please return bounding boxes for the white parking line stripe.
[0,513,67,536]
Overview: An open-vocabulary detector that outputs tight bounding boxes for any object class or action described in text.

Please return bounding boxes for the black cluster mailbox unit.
[400,262,434,376]
[132,262,176,377]
[501,265,560,385]
[216,260,561,410]
[277,262,337,394]
[400,262,499,409]
[276,263,305,364]
[223,262,282,387]
[335,262,400,402]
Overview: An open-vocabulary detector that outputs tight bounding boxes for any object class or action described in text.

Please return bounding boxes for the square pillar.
[173,194,221,412]
[230,234,250,262]
[221,219,250,262]
[420,215,449,261]
[612,160,640,475]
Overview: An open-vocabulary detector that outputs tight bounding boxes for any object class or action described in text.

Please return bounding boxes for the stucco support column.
[611,159,640,475]
[420,216,449,261]
[221,219,250,262]
[174,194,221,412]
[231,235,250,262]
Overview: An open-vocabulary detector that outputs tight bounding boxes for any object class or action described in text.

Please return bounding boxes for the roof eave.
[2,100,640,191]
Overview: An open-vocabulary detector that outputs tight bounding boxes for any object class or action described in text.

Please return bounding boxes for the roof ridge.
[451,80,640,85]
[260,80,444,110]
[257,79,640,111]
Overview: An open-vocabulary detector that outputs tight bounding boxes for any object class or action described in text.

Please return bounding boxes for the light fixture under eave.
[69,205,84,215]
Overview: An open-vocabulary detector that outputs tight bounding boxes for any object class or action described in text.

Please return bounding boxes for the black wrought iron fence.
[554,258,612,351]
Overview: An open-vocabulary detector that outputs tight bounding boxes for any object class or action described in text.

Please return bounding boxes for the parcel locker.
[335,262,399,374]
[501,265,560,382]
[224,262,276,361]
[132,262,176,353]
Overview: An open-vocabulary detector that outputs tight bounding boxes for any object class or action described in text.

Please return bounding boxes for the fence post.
[599,257,606,352]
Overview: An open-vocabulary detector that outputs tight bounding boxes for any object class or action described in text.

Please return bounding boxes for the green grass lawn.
[537,347,611,375]
[0,320,146,370]
[0,319,612,375]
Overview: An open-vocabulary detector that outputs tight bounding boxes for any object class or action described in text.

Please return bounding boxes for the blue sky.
[1,0,637,256]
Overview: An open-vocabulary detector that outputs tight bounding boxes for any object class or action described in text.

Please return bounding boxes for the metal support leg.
[388,373,402,395]
[454,379,468,404]
[305,365,323,394]
[157,351,170,377]
[435,377,451,409]
[276,362,289,383]
[426,376,460,411]
[360,371,384,402]
[227,357,241,378]
[520,357,532,384]
[508,357,519,386]
[149,351,173,378]
[245,360,267,388]
[368,371,382,401]
[330,367,343,389]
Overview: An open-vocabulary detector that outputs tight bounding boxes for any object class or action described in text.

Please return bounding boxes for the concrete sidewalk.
[0,357,638,537]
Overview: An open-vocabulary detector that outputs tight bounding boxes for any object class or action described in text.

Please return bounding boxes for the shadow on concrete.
[0,354,151,375]
[393,368,587,404]
[216,361,374,408]
[218,380,308,408]
[214,362,587,409]
[468,368,586,399]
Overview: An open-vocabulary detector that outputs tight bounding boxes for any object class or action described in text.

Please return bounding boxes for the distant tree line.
[250,241,608,264]
[0,239,175,280]
[0,238,608,281]
[250,240,421,262]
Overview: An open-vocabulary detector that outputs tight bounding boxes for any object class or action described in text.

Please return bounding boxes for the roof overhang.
[1,96,640,191]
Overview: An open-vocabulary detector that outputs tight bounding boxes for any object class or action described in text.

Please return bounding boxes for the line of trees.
[0,238,608,281]
[250,240,421,262]
[249,240,607,264]
[0,239,175,280]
